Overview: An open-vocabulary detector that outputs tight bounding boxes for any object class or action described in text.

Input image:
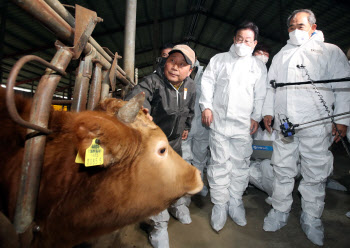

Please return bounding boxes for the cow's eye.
[158,147,166,155]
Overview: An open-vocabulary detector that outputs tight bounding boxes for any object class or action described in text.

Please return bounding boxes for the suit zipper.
[168,84,180,138]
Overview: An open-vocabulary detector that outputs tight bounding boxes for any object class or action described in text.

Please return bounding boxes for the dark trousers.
[169,137,182,157]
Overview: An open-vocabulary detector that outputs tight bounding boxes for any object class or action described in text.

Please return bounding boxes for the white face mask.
[255,55,269,64]
[234,43,253,57]
[289,29,310,45]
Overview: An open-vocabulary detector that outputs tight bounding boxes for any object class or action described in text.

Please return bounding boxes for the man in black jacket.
[125,44,196,248]
[126,44,196,155]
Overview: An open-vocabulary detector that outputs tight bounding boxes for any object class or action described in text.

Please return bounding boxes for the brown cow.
[0,89,203,248]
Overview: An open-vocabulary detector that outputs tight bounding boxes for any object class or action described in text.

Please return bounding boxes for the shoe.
[184,195,191,207]
[265,196,272,205]
[149,222,169,248]
[346,211,350,218]
[326,178,347,191]
[300,211,324,246]
[228,198,247,226]
[211,204,228,232]
[198,185,208,197]
[263,208,289,232]
[169,204,192,224]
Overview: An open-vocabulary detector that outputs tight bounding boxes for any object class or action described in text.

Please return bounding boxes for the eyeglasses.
[255,50,269,57]
[235,39,254,45]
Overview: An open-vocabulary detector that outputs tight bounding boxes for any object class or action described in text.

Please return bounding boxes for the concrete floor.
[90,145,350,248]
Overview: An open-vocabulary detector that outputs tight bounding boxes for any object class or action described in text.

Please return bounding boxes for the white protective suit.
[348,61,350,142]
[149,197,191,248]
[249,128,346,203]
[149,210,170,248]
[249,128,278,198]
[345,60,350,220]
[182,63,210,196]
[199,44,267,216]
[262,30,350,219]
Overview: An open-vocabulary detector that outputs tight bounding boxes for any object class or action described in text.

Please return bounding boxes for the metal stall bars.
[7,1,135,245]
[8,0,134,240]
[122,0,137,97]
[7,43,73,247]
[44,0,136,97]
[71,51,94,111]
[71,4,99,112]
[87,60,103,110]
[135,67,139,85]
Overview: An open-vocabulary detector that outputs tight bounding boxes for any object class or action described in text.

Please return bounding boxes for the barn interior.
[2,0,350,95]
[1,0,350,247]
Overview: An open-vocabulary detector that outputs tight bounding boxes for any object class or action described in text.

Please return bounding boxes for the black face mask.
[156,57,167,68]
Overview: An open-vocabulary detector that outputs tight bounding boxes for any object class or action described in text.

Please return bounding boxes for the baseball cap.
[168,44,195,66]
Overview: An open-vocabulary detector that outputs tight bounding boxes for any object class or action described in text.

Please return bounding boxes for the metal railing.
[6,1,137,242]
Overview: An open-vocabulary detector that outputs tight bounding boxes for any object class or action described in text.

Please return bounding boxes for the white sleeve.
[262,59,277,118]
[251,63,268,122]
[328,45,350,126]
[199,57,217,112]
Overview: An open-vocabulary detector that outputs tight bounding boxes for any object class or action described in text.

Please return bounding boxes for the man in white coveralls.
[199,21,267,232]
[262,9,350,246]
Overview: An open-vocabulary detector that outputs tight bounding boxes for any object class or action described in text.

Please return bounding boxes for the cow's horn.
[117,92,145,123]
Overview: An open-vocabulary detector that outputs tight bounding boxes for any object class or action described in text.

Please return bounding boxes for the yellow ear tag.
[75,152,85,164]
[85,138,104,167]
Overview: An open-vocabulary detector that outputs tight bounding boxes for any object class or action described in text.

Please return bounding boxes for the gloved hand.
[332,124,347,143]
[263,115,273,133]
[202,109,213,127]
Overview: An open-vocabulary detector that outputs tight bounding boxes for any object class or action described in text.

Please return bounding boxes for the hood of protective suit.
[286,30,325,46]
[189,64,209,137]
[194,65,204,84]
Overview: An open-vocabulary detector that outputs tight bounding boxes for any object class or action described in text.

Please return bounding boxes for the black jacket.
[125,66,196,142]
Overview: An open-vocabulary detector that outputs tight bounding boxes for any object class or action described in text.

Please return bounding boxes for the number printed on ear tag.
[85,138,104,167]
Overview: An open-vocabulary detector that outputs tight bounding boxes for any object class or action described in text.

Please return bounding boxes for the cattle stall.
[1,0,137,246]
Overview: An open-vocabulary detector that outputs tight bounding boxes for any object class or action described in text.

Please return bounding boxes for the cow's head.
[72,93,203,213]
[0,90,203,246]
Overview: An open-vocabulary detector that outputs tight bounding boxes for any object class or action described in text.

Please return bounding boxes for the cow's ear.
[74,119,103,166]
[94,98,124,114]
[73,112,141,168]
[74,125,112,168]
